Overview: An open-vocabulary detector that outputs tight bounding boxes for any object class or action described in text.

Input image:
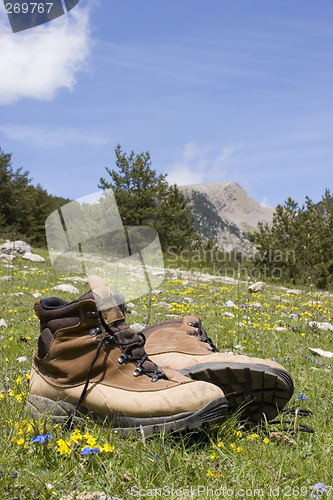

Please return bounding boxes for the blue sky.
[0,0,332,208]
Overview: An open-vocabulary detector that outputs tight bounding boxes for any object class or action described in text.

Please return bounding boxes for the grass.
[1,246,333,499]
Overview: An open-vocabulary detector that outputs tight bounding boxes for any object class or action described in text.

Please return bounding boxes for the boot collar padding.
[88,275,124,325]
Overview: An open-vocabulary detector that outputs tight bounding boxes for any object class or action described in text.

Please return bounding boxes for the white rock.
[248,281,265,294]
[155,301,171,308]
[0,254,16,261]
[236,322,246,327]
[306,301,323,305]
[130,323,145,332]
[250,302,262,308]
[12,292,24,296]
[0,319,8,328]
[22,252,45,262]
[223,312,235,318]
[225,300,236,307]
[308,321,333,332]
[286,289,302,295]
[272,295,281,300]
[59,276,88,283]
[151,289,162,295]
[53,284,79,294]
[183,297,193,303]
[32,292,42,298]
[16,356,28,363]
[309,347,333,358]
[130,310,139,315]
[0,276,12,281]
[274,327,287,331]
[0,240,32,255]
[289,314,299,320]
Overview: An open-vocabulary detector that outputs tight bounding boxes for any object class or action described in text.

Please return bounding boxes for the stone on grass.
[53,284,79,294]
[155,301,170,308]
[286,289,302,295]
[248,281,265,294]
[16,356,28,363]
[225,300,236,307]
[274,326,287,331]
[309,347,333,358]
[250,302,262,308]
[130,323,145,332]
[223,312,235,318]
[60,276,88,283]
[32,292,42,298]
[0,276,12,281]
[0,254,16,261]
[0,240,32,255]
[151,289,162,294]
[308,321,333,332]
[22,252,45,262]
[0,319,8,328]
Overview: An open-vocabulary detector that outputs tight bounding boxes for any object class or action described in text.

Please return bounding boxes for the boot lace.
[187,319,219,352]
[73,313,165,417]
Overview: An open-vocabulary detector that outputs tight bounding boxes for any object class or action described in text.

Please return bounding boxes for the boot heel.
[26,394,76,422]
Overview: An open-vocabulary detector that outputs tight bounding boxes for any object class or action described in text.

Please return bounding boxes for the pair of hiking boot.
[27,275,294,436]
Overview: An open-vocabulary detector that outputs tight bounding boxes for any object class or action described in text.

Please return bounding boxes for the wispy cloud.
[0,2,94,105]
[0,124,110,146]
[166,142,242,186]
[260,197,270,207]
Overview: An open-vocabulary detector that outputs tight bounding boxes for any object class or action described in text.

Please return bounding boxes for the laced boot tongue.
[88,275,163,379]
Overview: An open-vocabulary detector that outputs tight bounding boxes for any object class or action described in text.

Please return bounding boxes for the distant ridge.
[179,182,275,252]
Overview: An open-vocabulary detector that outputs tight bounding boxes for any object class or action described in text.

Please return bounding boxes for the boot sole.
[26,394,228,437]
[179,362,294,422]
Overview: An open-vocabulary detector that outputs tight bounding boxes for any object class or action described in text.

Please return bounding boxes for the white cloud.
[0,124,110,146]
[260,197,269,207]
[166,142,241,186]
[0,2,93,105]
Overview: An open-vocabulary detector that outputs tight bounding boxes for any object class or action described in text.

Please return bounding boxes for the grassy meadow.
[0,246,333,499]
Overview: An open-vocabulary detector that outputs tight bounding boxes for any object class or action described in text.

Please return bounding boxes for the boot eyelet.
[133,366,143,377]
[188,321,198,327]
[104,336,115,346]
[187,331,194,335]
[90,327,101,336]
[86,311,98,318]
[151,374,159,382]
[118,353,128,364]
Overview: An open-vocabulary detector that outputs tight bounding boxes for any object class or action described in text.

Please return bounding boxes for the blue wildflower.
[32,432,54,444]
[297,394,307,401]
[80,447,101,455]
[310,482,327,499]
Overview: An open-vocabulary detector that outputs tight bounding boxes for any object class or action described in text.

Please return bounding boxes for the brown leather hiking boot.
[142,315,294,422]
[27,277,228,436]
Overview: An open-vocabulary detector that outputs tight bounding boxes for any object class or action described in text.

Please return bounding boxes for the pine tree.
[0,147,71,245]
[248,191,333,288]
[98,144,199,251]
